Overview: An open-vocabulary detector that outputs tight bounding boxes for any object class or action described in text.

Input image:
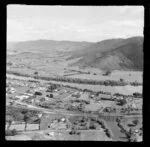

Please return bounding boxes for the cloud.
[110,20,144,28]
[7,6,144,42]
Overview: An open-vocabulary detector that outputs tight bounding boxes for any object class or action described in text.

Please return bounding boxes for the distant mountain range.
[7,36,143,71]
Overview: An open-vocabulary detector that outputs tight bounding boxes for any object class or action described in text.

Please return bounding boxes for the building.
[99,94,113,101]
[15,95,29,100]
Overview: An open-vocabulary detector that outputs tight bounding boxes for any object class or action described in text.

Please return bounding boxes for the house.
[15,95,29,100]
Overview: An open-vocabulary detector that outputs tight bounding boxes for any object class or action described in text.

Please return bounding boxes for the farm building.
[99,94,113,101]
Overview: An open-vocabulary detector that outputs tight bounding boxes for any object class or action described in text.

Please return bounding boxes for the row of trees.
[96,118,113,138]
[7,70,142,87]
[116,120,139,142]
[39,74,129,86]
[133,92,142,98]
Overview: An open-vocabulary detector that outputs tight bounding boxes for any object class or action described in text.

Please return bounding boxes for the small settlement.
[6,76,143,141]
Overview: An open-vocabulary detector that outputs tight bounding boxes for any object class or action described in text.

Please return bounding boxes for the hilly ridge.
[7,36,143,71]
[68,36,143,71]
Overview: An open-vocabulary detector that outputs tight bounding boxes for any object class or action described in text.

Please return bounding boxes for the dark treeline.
[7,70,142,87]
[47,83,142,98]
[62,84,111,95]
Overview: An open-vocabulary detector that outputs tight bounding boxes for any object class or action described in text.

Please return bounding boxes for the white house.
[15,95,29,100]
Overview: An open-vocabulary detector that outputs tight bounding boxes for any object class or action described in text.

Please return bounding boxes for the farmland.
[6,50,143,141]
[6,73,142,141]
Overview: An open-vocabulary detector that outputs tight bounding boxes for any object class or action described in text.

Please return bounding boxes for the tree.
[35,91,42,96]
[126,128,133,141]
[37,114,42,130]
[34,71,38,79]
[118,99,127,106]
[120,78,124,82]
[89,122,96,129]
[103,70,111,76]
[132,119,139,126]
[9,101,15,106]
[113,108,116,113]
[6,115,13,130]
[22,110,31,131]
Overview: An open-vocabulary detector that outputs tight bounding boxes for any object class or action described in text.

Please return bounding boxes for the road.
[14,101,142,119]
[14,101,87,116]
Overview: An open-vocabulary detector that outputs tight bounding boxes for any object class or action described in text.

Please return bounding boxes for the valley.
[6,36,143,141]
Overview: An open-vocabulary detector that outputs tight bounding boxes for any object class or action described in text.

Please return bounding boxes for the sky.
[7,5,144,42]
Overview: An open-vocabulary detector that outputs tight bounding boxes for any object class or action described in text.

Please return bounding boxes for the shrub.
[120,78,124,82]
[116,117,121,123]
[34,91,42,96]
[118,99,127,106]
[103,70,111,76]
[5,129,18,136]
[105,129,112,138]
[89,124,96,129]
[132,119,139,126]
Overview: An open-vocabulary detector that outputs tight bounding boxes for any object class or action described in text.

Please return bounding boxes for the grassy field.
[68,71,142,83]
[37,81,142,95]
